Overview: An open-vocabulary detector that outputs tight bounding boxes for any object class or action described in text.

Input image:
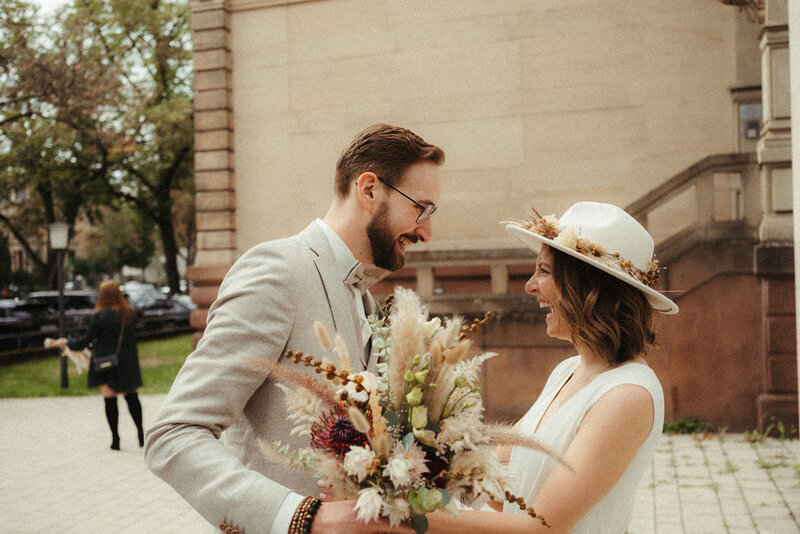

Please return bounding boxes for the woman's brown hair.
[550,247,656,364]
[95,280,134,325]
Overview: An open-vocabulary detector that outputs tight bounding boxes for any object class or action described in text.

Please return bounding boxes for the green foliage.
[744,417,798,443]
[0,334,192,397]
[84,206,156,274]
[0,0,194,289]
[663,416,713,435]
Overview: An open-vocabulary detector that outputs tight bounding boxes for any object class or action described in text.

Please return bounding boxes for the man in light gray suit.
[145,124,444,534]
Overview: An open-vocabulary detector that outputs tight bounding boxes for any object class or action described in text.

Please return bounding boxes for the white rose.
[553,227,578,250]
[355,486,385,524]
[385,496,410,526]
[343,445,375,482]
[383,455,413,487]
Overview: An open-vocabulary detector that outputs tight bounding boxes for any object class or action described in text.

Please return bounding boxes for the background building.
[187,0,795,432]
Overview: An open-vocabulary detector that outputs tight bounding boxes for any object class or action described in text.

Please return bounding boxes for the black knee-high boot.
[104,397,120,450]
[124,392,144,447]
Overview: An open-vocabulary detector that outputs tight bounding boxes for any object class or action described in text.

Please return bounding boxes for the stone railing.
[625,152,761,260]
[372,153,763,315]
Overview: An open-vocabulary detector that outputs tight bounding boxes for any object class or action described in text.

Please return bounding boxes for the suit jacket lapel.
[301,222,364,369]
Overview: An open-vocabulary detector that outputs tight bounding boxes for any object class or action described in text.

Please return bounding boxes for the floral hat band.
[505,201,679,314]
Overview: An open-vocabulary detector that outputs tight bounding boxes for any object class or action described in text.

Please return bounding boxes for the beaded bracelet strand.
[502,490,549,527]
[289,496,322,534]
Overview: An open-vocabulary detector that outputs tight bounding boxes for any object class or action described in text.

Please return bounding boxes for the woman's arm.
[66,311,102,351]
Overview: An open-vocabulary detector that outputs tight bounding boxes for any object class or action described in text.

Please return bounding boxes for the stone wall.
[202,0,751,254]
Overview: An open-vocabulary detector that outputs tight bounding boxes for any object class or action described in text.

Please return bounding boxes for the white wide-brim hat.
[505,201,678,314]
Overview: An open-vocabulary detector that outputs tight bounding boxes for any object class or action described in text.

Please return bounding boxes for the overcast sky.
[30,0,67,14]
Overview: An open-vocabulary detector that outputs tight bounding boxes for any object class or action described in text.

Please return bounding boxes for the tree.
[85,206,156,276]
[0,0,194,293]
[0,0,110,287]
[68,0,195,295]
[0,232,11,292]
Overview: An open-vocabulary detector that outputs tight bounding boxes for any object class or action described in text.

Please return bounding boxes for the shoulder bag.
[91,322,125,372]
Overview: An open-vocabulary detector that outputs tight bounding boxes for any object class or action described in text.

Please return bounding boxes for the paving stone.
[3,396,799,533]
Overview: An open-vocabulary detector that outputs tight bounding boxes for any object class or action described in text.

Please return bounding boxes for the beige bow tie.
[345,262,377,295]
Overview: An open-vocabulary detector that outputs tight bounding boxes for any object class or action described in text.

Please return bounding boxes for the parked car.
[0,300,37,335]
[134,297,194,332]
[122,281,164,308]
[22,290,98,336]
[0,300,40,349]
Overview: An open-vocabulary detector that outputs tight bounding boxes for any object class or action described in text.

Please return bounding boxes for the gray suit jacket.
[145,222,376,533]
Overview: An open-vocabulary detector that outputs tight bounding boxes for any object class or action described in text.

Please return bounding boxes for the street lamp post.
[49,223,70,389]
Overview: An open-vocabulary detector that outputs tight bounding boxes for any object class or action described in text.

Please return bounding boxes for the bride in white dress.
[330,202,679,534]
[420,201,679,534]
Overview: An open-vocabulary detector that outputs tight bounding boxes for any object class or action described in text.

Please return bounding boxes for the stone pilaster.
[789,0,800,431]
[757,0,792,241]
[187,0,236,342]
[755,0,796,431]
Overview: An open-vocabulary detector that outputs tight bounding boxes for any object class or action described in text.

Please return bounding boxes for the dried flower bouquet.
[250,287,560,533]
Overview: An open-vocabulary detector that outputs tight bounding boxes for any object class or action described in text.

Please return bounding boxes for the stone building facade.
[187,0,795,431]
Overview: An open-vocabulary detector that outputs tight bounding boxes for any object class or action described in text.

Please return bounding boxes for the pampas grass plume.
[315,321,332,351]
[334,333,352,376]
[347,405,372,435]
[246,357,338,407]
[485,423,573,471]
[368,391,390,458]
[387,288,426,410]
[444,339,471,365]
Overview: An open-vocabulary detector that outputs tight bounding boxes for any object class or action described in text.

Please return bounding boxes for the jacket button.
[232,531,240,534]
[219,524,227,531]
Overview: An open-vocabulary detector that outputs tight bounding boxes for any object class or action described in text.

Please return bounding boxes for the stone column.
[756,0,797,430]
[187,0,236,345]
[789,0,800,428]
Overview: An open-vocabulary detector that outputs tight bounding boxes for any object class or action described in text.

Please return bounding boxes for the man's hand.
[310,501,414,534]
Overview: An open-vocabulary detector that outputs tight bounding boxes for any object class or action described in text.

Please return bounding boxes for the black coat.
[68,309,143,392]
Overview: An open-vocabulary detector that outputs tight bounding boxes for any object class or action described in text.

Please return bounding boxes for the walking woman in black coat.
[56,280,144,450]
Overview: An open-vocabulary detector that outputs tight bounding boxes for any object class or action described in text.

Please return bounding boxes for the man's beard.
[366,208,412,272]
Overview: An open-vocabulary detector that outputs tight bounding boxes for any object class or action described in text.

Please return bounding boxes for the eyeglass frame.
[375,175,437,224]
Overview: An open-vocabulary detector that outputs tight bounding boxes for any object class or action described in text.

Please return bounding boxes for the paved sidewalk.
[1,395,798,533]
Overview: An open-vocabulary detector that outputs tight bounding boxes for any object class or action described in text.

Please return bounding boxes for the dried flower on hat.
[510,208,662,289]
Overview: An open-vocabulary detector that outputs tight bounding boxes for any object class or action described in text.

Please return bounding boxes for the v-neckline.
[534,359,607,434]
[532,359,649,434]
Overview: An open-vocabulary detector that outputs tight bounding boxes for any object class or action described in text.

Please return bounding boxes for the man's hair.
[550,248,656,364]
[335,124,445,197]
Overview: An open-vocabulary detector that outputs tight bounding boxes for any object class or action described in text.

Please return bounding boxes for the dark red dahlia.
[420,444,450,488]
[310,404,370,460]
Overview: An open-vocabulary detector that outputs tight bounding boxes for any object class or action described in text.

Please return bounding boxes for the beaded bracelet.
[289,496,322,534]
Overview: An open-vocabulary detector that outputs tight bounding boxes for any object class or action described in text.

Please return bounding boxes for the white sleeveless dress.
[503,356,664,533]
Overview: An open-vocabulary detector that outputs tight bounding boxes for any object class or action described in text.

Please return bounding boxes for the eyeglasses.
[375,176,437,224]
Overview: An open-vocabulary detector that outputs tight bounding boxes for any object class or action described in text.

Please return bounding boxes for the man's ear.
[355,172,378,213]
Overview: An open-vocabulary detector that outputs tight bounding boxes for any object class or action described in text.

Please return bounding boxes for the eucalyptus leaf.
[402,432,415,449]
[410,514,429,534]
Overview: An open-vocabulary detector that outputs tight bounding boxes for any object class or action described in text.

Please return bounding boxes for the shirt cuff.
[271,491,305,534]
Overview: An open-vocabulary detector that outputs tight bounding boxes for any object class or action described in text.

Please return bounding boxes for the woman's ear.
[355,172,378,213]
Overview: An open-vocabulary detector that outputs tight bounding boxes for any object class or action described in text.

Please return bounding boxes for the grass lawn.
[0,334,192,398]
